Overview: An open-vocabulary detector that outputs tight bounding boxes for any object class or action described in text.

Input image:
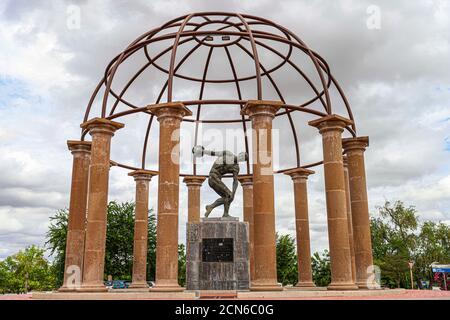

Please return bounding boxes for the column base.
[150,284,184,292]
[327,282,359,291]
[77,284,108,292]
[58,285,81,292]
[357,281,381,290]
[295,281,316,288]
[250,281,283,292]
[128,282,149,290]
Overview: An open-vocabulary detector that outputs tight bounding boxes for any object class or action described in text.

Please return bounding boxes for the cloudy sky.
[0,0,449,260]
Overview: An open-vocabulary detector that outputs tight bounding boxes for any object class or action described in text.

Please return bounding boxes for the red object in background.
[433,272,449,290]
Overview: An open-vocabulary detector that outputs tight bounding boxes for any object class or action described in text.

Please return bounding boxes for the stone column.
[128,169,157,289]
[79,118,124,292]
[183,176,206,223]
[237,175,255,281]
[148,102,192,292]
[284,168,315,288]
[59,140,91,292]
[342,136,374,289]
[343,156,357,284]
[241,100,282,291]
[309,115,358,290]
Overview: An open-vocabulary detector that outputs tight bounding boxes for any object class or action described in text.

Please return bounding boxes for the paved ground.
[1,290,449,300]
[293,290,450,300]
[0,294,32,300]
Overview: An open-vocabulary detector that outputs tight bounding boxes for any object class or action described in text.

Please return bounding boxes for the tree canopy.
[371,200,450,288]
[45,201,186,287]
[276,233,298,285]
[0,245,56,294]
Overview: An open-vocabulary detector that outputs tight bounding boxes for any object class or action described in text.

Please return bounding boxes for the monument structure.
[185,146,250,290]
[60,12,375,294]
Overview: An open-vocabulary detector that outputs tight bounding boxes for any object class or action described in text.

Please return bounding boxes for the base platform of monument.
[31,288,406,300]
[186,216,250,291]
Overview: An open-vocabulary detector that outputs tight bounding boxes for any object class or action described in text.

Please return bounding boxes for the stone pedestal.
[186,217,250,290]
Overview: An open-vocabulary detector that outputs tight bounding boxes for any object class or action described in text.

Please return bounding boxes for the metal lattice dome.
[82,12,357,175]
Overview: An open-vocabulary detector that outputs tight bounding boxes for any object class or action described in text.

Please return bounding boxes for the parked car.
[111,280,129,289]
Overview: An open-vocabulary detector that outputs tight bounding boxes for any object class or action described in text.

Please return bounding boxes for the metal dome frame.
[81,12,357,176]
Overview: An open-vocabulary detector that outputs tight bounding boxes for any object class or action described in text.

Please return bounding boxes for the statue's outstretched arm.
[192,145,227,157]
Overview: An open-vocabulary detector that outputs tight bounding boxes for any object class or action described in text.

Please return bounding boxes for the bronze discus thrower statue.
[192,145,248,218]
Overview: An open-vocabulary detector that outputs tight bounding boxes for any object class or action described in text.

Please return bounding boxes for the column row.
[61,105,373,292]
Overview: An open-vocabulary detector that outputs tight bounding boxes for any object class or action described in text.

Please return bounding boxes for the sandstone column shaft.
[309,115,357,290]
[242,100,282,291]
[343,156,357,284]
[343,136,374,288]
[284,168,315,288]
[183,176,206,223]
[129,170,157,289]
[59,140,91,291]
[149,102,192,292]
[237,175,255,281]
[79,118,124,292]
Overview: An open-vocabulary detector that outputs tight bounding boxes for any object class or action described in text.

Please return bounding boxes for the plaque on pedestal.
[186,217,250,290]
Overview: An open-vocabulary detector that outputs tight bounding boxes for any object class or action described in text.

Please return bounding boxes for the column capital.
[128,169,158,181]
[342,136,369,153]
[81,117,125,136]
[237,174,253,187]
[284,168,315,182]
[308,114,353,133]
[147,102,192,121]
[241,100,283,119]
[67,140,91,154]
[182,175,207,187]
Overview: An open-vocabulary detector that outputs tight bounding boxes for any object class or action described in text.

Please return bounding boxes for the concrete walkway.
[1,289,449,300]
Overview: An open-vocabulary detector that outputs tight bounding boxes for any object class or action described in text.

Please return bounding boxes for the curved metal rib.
[193,46,214,175]
[235,42,301,167]
[140,40,206,168]
[224,46,251,174]
[235,13,262,99]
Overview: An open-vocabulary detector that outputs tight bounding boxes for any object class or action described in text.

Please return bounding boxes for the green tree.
[178,244,186,287]
[415,221,450,285]
[0,261,10,293]
[276,234,298,286]
[371,201,419,288]
[0,246,56,293]
[311,250,331,287]
[46,201,157,285]
[104,202,135,280]
[46,209,68,285]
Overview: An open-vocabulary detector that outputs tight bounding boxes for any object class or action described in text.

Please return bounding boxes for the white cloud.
[0,210,23,233]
